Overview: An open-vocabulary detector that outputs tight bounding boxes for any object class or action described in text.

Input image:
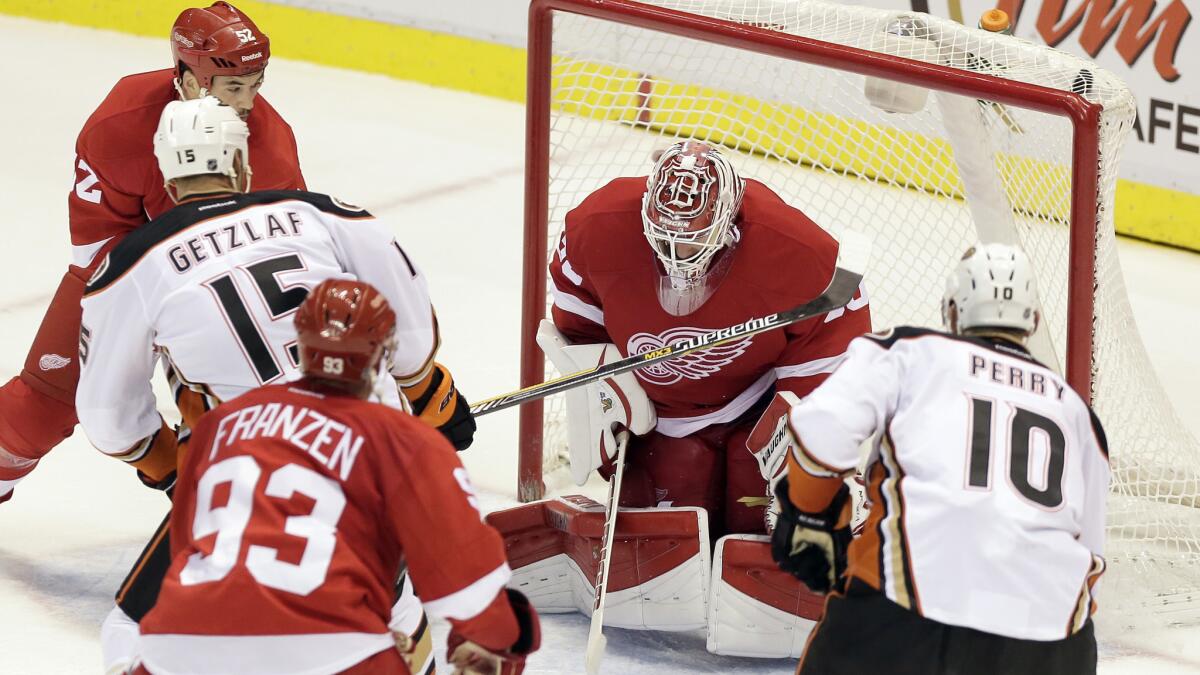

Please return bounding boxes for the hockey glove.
[447,589,541,675]
[403,362,477,451]
[771,476,852,594]
[536,320,655,485]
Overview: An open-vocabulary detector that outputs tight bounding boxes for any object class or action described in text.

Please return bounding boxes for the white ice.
[1,16,1198,674]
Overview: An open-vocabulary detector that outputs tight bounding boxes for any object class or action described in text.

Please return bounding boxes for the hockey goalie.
[488,141,871,658]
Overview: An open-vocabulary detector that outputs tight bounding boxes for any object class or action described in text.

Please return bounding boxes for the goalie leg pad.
[486,496,711,631]
[707,534,824,658]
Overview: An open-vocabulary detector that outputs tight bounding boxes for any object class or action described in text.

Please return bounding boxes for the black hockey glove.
[771,476,852,594]
[404,362,477,451]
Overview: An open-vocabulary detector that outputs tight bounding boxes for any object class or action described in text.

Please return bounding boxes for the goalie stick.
[584,429,629,675]
[470,230,872,417]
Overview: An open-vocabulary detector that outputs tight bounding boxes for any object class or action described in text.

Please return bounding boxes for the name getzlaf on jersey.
[789,327,1110,641]
[77,191,437,455]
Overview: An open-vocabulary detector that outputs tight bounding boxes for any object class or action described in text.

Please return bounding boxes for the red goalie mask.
[295,279,396,386]
[171,2,270,90]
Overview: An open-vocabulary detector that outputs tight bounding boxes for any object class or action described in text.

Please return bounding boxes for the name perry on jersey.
[969,352,1065,400]
[169,208,305,273]
[208,396,364,481]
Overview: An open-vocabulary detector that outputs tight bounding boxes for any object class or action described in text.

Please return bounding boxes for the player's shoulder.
[856,325,1036,359]
[274,190,375,220]
[854,325,947,349]
[562,177,647,267]
[85,190,370,294]
[245,94,295,132]
[734,180,838,285]
[345,398,455,457]
[78,69,176,158]
[738,179,836,255]
[565,177,644,232]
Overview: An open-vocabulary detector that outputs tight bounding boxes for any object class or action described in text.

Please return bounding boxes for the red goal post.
[518,0,1103,502]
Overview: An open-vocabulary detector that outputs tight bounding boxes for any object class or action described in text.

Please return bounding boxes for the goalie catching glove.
[401,362,477,451]
[536,320,656,485]
[770,475,852,594]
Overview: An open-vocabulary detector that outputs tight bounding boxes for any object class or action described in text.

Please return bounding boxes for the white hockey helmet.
[642,141,745,283]
[942,243,1039,335]
[153,96,250,188]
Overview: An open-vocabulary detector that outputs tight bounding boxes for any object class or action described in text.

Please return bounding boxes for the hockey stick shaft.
[584,429,629,675]
[471,231,871,417]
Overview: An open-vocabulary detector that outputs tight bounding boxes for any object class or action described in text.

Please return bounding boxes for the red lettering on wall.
[999,0,1191,81]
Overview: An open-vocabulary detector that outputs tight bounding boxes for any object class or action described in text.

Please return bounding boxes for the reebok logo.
[39,354,71,371]
[241,51,263,62]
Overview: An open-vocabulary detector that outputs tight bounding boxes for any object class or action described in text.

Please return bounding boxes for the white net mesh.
[531,0,1200,623]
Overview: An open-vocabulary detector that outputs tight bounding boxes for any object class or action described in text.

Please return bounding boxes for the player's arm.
[69,130,150,268]
[543,226,654,482]
[770,336,900,592]
[548,229,611,345]
[384,421,539,669]
[746,280,871,497]
[76,271,178,487]
[774,280,871,399]
[1078,407,1111,558]
[325,210,475,449]
[284,120,307,191]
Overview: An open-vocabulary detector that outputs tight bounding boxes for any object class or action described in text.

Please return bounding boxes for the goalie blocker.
[486,496,826,658]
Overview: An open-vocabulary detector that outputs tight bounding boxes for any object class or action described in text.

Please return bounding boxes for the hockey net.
[520,0,1200,624]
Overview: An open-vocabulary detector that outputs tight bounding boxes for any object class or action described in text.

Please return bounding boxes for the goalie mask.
[642,141,745,315]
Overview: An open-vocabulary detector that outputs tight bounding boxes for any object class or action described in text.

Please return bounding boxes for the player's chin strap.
[172,77,210,100]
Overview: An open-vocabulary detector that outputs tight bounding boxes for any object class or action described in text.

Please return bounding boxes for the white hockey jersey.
[77,190,438,456]
[787,327,1109,641]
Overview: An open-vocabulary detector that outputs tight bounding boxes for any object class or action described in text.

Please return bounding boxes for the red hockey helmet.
[295,279,396,386]
[171,2,270,90]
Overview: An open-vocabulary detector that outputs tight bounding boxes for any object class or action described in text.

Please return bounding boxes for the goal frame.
[519,0,1102,502]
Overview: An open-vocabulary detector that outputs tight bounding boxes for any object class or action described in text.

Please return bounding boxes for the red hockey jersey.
[138,380,515,674]
[549,178,871,437]
[69,68,305,267]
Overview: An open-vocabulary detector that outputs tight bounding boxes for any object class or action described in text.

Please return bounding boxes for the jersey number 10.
[965,397,1067,509]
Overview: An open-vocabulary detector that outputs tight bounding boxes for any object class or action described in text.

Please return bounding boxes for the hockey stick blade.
[471,231,871,417]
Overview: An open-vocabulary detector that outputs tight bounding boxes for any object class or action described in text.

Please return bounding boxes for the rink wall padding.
[0,0,527,103]
[1,0,1197,252]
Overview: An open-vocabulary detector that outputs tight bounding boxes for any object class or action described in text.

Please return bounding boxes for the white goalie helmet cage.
[641,141,746,286]
[153,96,250,187]
[943,243,1040,334]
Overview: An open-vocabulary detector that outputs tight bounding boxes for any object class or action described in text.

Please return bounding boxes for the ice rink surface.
[1,16,1198,674]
